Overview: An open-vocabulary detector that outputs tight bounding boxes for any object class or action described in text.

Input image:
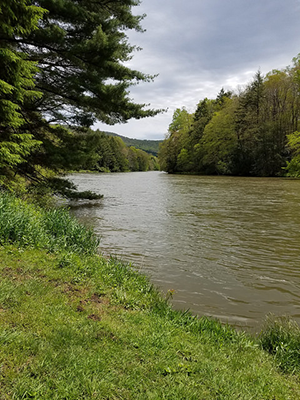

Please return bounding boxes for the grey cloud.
[95,0,300,139]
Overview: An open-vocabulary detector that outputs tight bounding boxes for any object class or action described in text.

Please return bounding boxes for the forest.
[158,62,300,177]
[104,131,162,156]
[78,129,159,173]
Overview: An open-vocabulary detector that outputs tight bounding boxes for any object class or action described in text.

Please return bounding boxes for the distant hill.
[103,131,162,156]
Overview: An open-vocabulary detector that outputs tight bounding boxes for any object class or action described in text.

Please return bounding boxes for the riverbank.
[1,193,300,399]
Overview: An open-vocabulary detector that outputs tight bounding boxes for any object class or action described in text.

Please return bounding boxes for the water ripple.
[69,172,300,331]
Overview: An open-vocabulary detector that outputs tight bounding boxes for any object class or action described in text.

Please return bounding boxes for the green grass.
[0,246,300,399]
[0,191,300,399]
[259,315,300,374]
[0,192,99,254]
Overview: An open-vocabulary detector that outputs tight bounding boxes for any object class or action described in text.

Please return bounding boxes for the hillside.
[103,131,162,156]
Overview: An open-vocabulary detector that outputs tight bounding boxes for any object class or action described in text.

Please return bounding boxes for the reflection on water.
[68,171,300,331]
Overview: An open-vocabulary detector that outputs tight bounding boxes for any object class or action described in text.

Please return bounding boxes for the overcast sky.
[94,0,300,140]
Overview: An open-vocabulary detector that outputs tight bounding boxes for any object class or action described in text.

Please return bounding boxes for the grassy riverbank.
[1,193,300,399]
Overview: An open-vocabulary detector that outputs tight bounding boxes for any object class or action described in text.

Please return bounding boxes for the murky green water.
[68,171,300,331]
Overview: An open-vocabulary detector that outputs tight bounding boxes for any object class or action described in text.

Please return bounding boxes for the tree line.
[75,129,159,173]
[0,0,160,198]
[104,132,162,156]
[158,59,300,177]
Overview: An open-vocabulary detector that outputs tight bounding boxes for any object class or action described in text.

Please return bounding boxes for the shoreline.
[0,192,300,398]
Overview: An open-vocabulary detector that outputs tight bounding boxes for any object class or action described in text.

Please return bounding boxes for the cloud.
[94,0,300,139]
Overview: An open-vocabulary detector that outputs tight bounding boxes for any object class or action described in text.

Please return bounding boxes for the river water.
[68,171,300,331]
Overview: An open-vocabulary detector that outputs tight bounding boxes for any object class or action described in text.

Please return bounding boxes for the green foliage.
[192,98,215,143]
[0,0,46,37]
[285,158,300,177]
[5,125,104,199]
[104,131,162,156]
[42,207,100,254]
[177,148,192,172]
[168,107,193,135]
[22,0,161,126]
[84,130,158,172]
[35,126,101,173]
[285,131,300,177]
[0,0,46,185]
[201,98,238,174]
[259,315,300,373]
[158,107,194,173]
[126,146,147,171]
[0,191,99,254]
[159,58,300,177]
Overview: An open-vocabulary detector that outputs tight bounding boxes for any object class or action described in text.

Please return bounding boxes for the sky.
[94,0,300,140]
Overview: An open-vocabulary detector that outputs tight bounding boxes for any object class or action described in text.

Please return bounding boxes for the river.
[68,171,300,332]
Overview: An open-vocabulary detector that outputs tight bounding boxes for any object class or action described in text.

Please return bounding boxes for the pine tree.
[1,0,161,196]
[0,0,45,187]
[18,0,160,126]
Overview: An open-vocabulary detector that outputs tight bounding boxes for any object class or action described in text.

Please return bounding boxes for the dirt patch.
[88,313,101,321]
[1,266,31,282]
[90,293,109,305]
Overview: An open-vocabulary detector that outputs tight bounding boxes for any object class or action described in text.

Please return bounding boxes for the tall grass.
[42,207,99,254]
[259,314,300,373]
[0,191,99,255]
